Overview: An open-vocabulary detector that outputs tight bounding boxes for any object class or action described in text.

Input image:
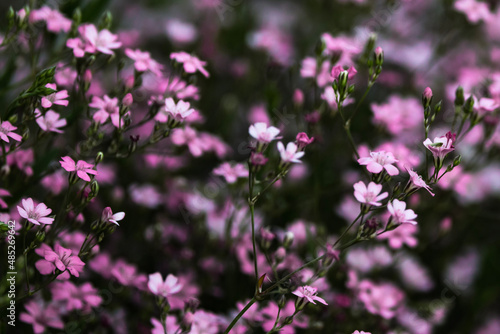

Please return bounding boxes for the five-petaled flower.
[358,151,399,176]
[155,98,195,124]
[405,166,434,196]
[249,122,281,144]
[423,132,456,167]
[41,84,69,109]
[277,142,305,164]
[59,156,98,182]
[170,52,210,78]
[0,120,23,143]
[35,109,67,133]
[148,273,183,298]
[353,181,388,207]
[35,244,86,280]
[387,199,418,226]
[17,198,54,225]
[101,207,125,226]
[292,285,328,310]
[125,48,163,76]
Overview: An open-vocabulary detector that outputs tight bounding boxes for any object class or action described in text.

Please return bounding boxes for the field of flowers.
[1,0,500,333]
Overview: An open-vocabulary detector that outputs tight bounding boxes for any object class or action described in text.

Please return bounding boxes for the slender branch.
[223,297,257,334]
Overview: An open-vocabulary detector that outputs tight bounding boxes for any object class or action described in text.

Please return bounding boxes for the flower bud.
[453,155,462,167]
[260,227,275,250]
[374,46,384,66]
[249,152,268,166]
[422,87,433,109]
[295,132,314,150]
[95,152,104,165]
[122,93,133,107]
[454,86,464,107]
[278,295,286,308]
[293,89,304,106]
[314,39,326,57]
[464,96,475,114]
[283,231,294,248]
[274,247,286,263]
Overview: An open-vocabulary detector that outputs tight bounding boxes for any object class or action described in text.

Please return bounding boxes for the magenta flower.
[155,98,195,123]
[20,299,64,334]
[101,207,125,226]
[249,122,281,144]
[213,162,248,183]
[358,151,399,176]
[0,120,23,143]
[81,24,122,55]
[29,6,72,33]
[17,198,54,225]
[35,244,85,280]
[423,132,455,164]
[59,156,98,182]
[388,199,418,225]
[331,65,357,80]
[277,141,305,164]
[148,273,183,298]
[89,95,120,126]
[405,166,434,196]
[125,48,163,76]
[51,281,102,312]
[296,132,314,150]
[41,83,69,108]
[353,331,372,334]
[378,224,418,249]
[0,188,11,209]
[170,51,209,78]
[353,181,388,207]
[358,280,404,319]
[292,285,328,308]
[35,109,67,133]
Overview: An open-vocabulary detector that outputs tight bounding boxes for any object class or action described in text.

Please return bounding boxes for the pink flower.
[148,273,183,298]
[358,280,404,319]
[35,109,67,133]
[89,95,120,124]
[0,120,23,142]
[292,285,328,306]
[358,151,399,175]
[165,19,198,45]
[213,162,248,183]
[59,156,98,182]
[388,199,417,225]
[17,198,54,225]
[371,95,423,136]
[170,52,209,78]
[423,132,455,163]
[51,281,102,312]
[454,0,491,23]
[171,126,207,157]
[41,83,69,108]
[277,141,305,164]
[296,132,314,150]
[378,224,418,249]
[331,65,357,80]
[66,37,86,57]
[155,98,195,123]
[35,244,85,279]
[405,166,434,196]
[111,260,147,289]
[353,331,371,334]
[125,48,163,76]
[249,122,280,144]
[474,97,499,117]
[353,181,388,207]
[20,299,64,334]
[0,188,11,209]
[29,6,72,33]
[101,207,125,225]
[81,24,122,55]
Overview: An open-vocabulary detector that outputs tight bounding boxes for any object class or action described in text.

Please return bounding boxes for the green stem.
[348,82,373,122]
[223,297,257,334]
[248,170,258,281]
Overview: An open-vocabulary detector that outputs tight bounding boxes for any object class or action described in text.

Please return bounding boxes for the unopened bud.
[95,152,104,165]
[122,93,133,107]
[455,86,464,106]
[293,89,304,106]
[374,46,384,66]
[275,247,286,263]
[283,231,294,248]
[278,295,286,308]
[453,155,462,167]
[35,231,45,243]
[422,87,433,109]
[99,11,113,30]
[464,96,475,114]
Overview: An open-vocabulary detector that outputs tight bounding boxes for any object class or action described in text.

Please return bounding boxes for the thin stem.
[338,103,360,159]
[348,82,373,122]
[332,212,362,248]
[223,297,257,334]
[252,171,285,203]
[23,222,30,294]
[248,170,258,280]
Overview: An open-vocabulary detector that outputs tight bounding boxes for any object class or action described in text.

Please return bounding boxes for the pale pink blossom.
[353,331,371,334]
[29,6,72,33]
[0,189,10,209]
[371,95,423,136]
[35,244,85,280]
[358,280,404,319]
[155,98,195,123]
[0,120,22,142]
[277,142,304,164]
[101,207,125,226]
[378,223,418,249]
[148,273,183,298]
[213,162,248,183]
[423,132,456,163]
[165,19,198,45]
[454,0,491,23]
[388,199,417,225]
[67,24,121,57]
[89,95,120,125]
[17,198,54,225]
[358,151,399,175]
[35,109,67,133]
[353,181,388,207]
[59,156,98,182]
[474,97,499,117]
[405,166,435,196]
[41,83,69,108]
[51,281,102,312]
[292,285,328,306]
[111,259,147,289]
[125,48,163,76]
[170,52,209,77]
[171,126,206,157]
[249,122,280,144]
[20,299,64,334]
